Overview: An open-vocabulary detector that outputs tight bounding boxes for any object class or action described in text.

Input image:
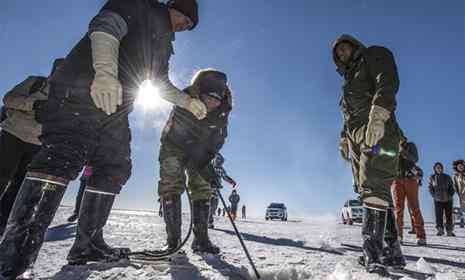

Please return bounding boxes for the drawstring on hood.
[331,34,366,76]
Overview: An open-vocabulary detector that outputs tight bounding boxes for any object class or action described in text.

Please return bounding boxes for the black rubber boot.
[67,191,130,265]
[0,177,66,280]
[382,208,406,269]
[361,207,387,275]
[191,199,220,254]
[161,194,182,251]
[208,196,219,229]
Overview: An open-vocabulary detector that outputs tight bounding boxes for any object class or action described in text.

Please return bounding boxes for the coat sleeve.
[428,176,435,196]
[3,76,46,112]
[448,175,456,196]
[365,46,400,112]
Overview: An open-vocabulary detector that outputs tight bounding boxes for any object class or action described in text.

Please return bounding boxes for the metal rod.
[216,189,261,279]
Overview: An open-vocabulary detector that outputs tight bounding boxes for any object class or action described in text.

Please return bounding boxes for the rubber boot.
[382,208,406,268]
[0,177,66,280]
[208,196,218,229]
[360,207,387,275]
[191,199,220,254]
[161,194,182,251]
[67,190,130,265]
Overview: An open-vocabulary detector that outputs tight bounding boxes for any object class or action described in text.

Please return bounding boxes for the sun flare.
[135,80,171,111]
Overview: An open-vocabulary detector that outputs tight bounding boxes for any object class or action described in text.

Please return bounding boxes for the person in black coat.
[428,162,456,236]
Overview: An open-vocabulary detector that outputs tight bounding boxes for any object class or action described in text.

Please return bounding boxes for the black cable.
[128,183,193,260]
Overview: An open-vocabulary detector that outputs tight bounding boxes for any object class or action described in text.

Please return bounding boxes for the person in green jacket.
[333,34,404,274]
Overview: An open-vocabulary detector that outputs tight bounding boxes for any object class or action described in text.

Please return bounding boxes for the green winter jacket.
[332,35,400,135]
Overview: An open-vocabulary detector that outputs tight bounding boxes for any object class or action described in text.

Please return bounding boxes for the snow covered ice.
[33,207,465,279]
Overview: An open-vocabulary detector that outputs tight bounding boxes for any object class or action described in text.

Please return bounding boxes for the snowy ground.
[32,207,465,279]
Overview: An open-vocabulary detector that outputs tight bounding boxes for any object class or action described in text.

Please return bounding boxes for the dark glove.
[33,100,48,123]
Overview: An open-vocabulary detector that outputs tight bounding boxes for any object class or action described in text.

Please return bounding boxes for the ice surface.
[28,208,465,279]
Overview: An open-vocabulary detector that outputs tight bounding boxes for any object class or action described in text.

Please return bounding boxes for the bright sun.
[135,80,171,111]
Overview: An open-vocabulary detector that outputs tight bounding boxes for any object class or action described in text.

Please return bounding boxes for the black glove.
[33,100,48,123]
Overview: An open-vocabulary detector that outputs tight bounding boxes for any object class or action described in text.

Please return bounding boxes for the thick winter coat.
[429,173,455,202]
[161,86,232,169]
[398,142,419,179]
[1,76,48,145]
[229,192,240,207]
[333,35,400,132]
[51,0,174,105]
[332,34,401,204]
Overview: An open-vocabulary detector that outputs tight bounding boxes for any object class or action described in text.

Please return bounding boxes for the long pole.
[216,189,261,279]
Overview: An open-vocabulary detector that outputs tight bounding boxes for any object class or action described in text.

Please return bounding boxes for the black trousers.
[434,200,453,231]
[28,84,132,194]
[0,131,41,231]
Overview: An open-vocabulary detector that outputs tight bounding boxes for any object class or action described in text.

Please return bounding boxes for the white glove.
[180,97,207,120]
[90,32,122,115]
[365,105,390,147]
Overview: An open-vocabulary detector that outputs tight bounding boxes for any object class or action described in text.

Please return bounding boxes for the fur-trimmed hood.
[331,34,366,76]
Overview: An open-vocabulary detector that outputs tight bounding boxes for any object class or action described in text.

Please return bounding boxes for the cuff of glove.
[369,105,391,122]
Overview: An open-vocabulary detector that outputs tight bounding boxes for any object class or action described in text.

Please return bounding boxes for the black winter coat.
[429,173,455,202]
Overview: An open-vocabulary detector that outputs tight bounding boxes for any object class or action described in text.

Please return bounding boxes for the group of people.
[390,141,464,248]
[0,0,459,278]
[0,0,241,278]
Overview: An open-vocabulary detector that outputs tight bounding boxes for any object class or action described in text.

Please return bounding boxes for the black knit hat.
[167,0,198,30]
[194,70,228,100]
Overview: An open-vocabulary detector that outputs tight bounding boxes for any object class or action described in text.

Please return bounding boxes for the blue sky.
[0,0,464,219]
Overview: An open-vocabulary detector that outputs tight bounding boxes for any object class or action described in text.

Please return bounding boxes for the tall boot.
[208,196,219,229]
[382,208,406,268]
[191,199,220,254]
[67,190,129,265]
[360,207,387,274]
[0,177,66,280]
[161,194,182,251]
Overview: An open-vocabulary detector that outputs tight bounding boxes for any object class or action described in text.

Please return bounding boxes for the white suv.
[341,199,363,225]
[265,203,288,221]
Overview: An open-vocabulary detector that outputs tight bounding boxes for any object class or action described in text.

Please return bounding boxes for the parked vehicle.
[453,207,465,228]
[265,203,288,221]
[341,199,363,225]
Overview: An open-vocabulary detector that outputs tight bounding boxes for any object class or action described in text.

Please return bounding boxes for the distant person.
[242,205,246,219]
[407,166,424,235]
[158,198,163,217]
[67,165,93,222]
[391,139,426,245]
[228,190,240,220]
[453,160,465,213]
[428,162,455,236]
[217,207,221,216]
[209,153,237,228]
